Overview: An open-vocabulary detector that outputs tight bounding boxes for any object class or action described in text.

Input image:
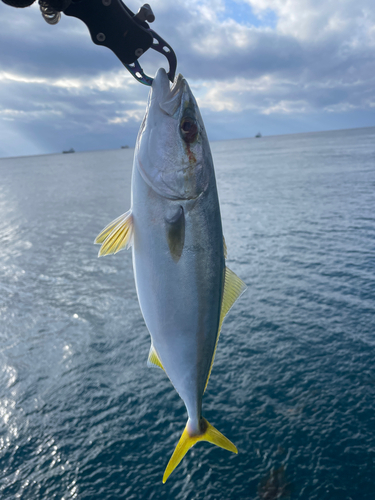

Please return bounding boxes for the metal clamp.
[61,0,176,85]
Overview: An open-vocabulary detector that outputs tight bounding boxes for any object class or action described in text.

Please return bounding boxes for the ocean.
[0,126,374,499]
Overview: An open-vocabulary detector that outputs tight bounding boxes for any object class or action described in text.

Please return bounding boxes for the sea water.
[0,127,374,499]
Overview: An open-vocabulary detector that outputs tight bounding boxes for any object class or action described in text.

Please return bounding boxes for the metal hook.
[148,29,177,84]
[39,0,61,24]
[40,0,178,86]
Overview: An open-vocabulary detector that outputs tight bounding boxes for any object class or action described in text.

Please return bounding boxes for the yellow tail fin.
[163,418,237,483]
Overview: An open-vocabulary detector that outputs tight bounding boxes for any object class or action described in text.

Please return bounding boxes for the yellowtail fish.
[95,68,246,482]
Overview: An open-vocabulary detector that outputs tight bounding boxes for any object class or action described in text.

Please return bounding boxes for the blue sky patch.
[220,0,277,28]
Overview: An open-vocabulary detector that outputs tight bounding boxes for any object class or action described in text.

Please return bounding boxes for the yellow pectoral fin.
[94,210,133,257]
[147,345,165,371]
[163,418,237,483]
[204,266,247,392]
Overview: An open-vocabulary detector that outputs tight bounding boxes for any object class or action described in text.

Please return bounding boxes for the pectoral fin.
[165,206,185,263]
[94,210,133,257]
[204,266,247,391]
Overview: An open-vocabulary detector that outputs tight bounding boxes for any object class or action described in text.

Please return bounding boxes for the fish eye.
[180,117,198,144]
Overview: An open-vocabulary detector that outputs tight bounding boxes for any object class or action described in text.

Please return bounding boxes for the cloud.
[0,0,374,156]
[247,0,375,41]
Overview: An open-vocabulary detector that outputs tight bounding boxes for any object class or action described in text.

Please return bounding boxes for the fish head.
[135,68,211,200]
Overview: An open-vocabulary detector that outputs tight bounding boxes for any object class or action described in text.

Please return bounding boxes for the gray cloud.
[0,0,374,157]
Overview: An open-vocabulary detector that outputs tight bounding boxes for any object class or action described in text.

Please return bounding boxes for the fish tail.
[162,417,237,483]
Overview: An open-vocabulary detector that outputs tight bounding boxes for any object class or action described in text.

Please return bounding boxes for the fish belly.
[131,165,224,419]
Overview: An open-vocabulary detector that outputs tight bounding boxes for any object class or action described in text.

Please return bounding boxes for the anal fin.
[147,345,165,371]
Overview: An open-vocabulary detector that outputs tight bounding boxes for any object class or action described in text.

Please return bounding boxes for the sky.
[0,0,374,157]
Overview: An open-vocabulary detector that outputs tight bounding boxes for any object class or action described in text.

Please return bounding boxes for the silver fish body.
[95,68,246,482]
[132,69,224,434]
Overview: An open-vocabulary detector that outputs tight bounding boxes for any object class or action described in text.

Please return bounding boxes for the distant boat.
[121,145,129,149]
[255,132,262,138]
[63,148,75,154]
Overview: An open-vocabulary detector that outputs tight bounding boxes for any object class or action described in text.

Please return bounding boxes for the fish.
[95,67,246,482]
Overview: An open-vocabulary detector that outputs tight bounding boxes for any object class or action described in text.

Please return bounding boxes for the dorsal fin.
[94,209,133,257]
[204,266,247,392]
[219,267,247,325]
[223,236,228,259]
[147,345,165,371]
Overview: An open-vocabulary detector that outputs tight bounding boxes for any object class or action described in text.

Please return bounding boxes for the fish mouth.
[170,72,185,95]
[153,67,184,94]
[152,68,187,116]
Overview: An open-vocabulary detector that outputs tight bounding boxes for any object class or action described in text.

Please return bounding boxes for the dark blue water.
[1,127,375,499]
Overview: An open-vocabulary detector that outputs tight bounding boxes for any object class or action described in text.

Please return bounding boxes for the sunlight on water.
[0,364,19,454]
